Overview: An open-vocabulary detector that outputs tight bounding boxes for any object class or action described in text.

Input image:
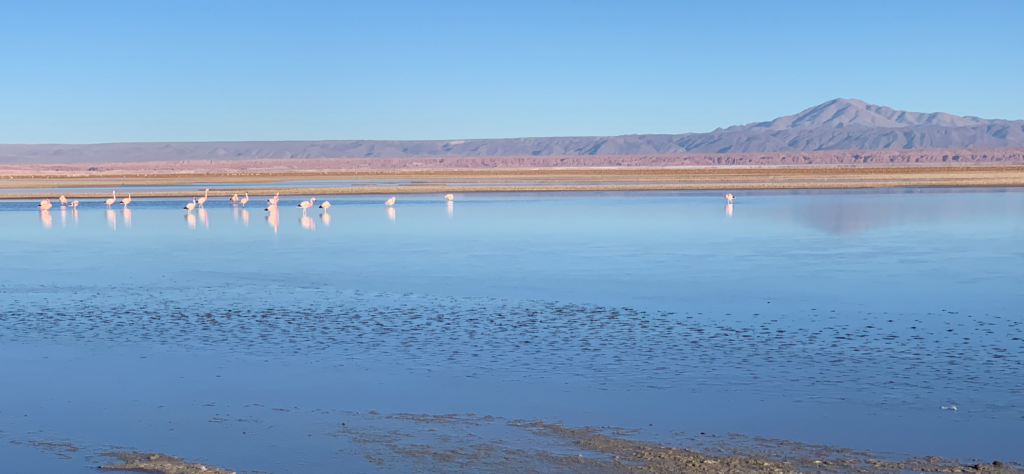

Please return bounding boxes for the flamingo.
[444,194,454,201]
[229,194,239,203]
[724,193,735,203]
[58,195,68,206]
[267,193,280,205]
[38,199,53,210]
[239,193,249,207]
[197,189,209,207]
[70,200,79,208]
[120,193,132,207]
[264,203,277,212]
[104,191,117,208]
[184,198,197,212]
[385,196,396,206]
[298,197,317,214]
[319,201,331,211]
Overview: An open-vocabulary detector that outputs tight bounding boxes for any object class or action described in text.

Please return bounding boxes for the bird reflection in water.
[39,210,52,229]
[299,215,316,231]
[60,207,67,227]
[185,212,196,230]
[106,209,117,230]
[319,212,331,227]
[198,208,209,229]
[72,208,78,225]
[122,208,132,227]
[266,209,279,233]
[447,200,454,218]
[386,206,396,222]
[240,209,249,226]
[725,203,734,217]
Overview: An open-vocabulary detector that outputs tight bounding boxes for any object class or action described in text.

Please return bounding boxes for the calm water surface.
[1,189,1022,472]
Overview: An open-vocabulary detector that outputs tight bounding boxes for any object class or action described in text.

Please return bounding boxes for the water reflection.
[725,203,733,217]
[198,208,209,229]
[185,212,196,230]
[39,210,52,229]
[266,209,279,233]
[106,209,117,230]
[299,215,315,231]
[240,209,249,227]
[122,208,132,228]
[447,200,454,218]
[319,212,331,227]
[754,192,1024,234]
[71,208,78,225]
[60,208,67,227]
[387,206,396,222]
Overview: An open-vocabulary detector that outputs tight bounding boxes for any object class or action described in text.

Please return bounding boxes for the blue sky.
[1,0,1021,143]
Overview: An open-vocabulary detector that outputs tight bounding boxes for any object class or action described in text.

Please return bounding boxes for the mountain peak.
[742,98,988,131]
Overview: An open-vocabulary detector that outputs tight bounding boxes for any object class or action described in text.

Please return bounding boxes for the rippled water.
[1,189,1022,472]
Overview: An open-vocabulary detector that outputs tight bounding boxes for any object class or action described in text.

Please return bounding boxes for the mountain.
[1,99,1022,164]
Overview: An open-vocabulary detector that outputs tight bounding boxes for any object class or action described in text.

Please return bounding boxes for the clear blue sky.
[1,0,1021,144]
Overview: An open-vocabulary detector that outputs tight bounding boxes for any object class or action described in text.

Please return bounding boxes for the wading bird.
[229,194,239,203]
[120,193,132,207]
[184,198,197,212]
[239,193,249,207]
[444,194,454,201]
[58,195,68,206]
[298,197,317,214]
[385,196,396,206]
[104,191,117,208]
[725,193,735,203]
[70,200,79,208]
[267,193,280,205]
[197,189,210,207]
[38,199,53,210]
[319,201,331,211]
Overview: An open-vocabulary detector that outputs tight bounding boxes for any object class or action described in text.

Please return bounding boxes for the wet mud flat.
[4,166,1024,199]
[5,411,1022,474]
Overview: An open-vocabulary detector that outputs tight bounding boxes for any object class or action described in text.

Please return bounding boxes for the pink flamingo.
[70,200,79,208]
[229,194,239,203]
[724,193,735,203]
[104,191,117,208]
[38,199,53,210]
[297,197,317,214]
[264,202,277,212]
[239,193,249,207]
[58,195,68,206]
[197,189,209,207]
[385,196,396,206]
[120,193,132,207]
[267,193,280,205]
[319,201,331,211]
[184,198,197,212]
[444,194,454,201]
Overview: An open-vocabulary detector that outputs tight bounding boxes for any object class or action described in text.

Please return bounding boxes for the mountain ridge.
[2,99,1023,164]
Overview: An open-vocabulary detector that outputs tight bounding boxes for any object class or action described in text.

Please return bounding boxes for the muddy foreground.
[78,415,1020,474]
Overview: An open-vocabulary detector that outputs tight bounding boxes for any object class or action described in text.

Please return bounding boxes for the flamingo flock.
[33,190,742,228]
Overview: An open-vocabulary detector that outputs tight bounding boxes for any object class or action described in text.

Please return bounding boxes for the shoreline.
[2,166,1024,199]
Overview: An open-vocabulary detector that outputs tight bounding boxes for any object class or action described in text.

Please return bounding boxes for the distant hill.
[1,98,1023,165]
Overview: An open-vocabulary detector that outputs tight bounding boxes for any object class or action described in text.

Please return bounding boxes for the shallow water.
[1,189,1022,472]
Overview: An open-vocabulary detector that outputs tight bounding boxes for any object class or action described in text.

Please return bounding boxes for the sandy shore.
[2,166,1024,199]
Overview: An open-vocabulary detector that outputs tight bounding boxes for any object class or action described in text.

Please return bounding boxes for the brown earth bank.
[2,166,1024,200]
[1,148,1023,175]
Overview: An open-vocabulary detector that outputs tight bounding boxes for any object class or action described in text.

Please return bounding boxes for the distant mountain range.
[2,98,1022,165]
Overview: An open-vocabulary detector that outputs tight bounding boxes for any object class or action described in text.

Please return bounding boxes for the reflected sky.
[1,188,1023,467]
[2,189,1023,313]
